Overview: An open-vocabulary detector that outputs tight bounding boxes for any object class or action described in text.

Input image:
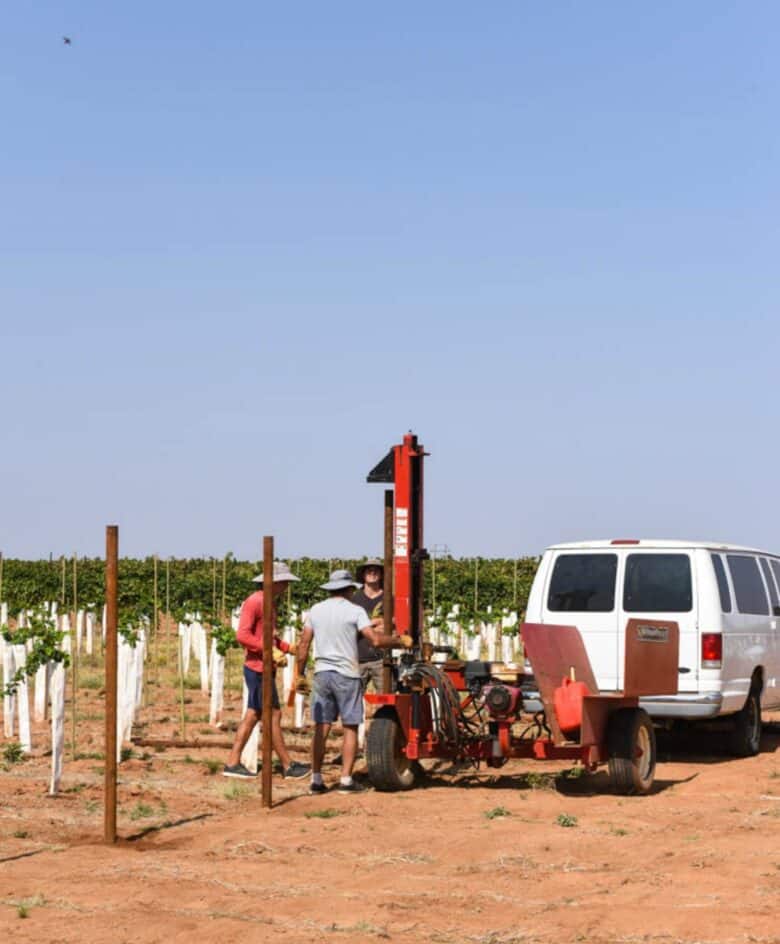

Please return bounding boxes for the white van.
[525,540,780,756]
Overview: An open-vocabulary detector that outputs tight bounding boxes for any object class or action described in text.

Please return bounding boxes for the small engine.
[483,683,522,718]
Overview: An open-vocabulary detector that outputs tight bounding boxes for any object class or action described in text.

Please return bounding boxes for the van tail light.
[701,633,722,669]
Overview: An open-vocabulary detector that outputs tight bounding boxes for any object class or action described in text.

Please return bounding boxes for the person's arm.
[297,624,314,675]
[235,597,261,652]
[361,625,412,649]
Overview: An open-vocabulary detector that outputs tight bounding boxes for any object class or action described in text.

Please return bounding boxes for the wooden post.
[431,551,436,619]
[104,526,118,844]
[153,555,159,696]
[261,536,274,809]
[382,490,394,693]
[513,558,518,609]
[221,555,227,621]
[71,552,78,761]
[0,551,4,605]
[212,557,217,617]
[60,555,66,605]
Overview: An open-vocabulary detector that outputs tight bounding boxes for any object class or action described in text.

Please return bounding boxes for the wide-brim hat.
[252,561,300,584]
[356,558,384,583]
[320,568,361,591]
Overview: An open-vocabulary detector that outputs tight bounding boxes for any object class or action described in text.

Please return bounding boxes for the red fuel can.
[553,676,590,735]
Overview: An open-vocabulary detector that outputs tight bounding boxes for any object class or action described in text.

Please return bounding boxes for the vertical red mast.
[367,432,427,645]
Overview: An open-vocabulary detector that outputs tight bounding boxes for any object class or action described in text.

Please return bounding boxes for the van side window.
[710,554,732,613]
[759,558,779,609]
[623,554,692,613]
[771,560,780,605]
[726,555,769,615]
[547,554,617,612]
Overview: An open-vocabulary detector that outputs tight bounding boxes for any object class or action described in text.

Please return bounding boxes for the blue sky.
[2,3,779,559]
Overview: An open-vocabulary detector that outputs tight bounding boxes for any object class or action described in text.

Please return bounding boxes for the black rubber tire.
[366,706,418,792]
[729,687,761,757]
[607,707,656,795]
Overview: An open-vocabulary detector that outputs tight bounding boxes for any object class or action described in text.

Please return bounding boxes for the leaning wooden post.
[382,490,394,693]
[261,536,274,809]
[104,526,118,844]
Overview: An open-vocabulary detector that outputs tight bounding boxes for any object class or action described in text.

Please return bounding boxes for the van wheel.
[729,688,761,757]
[366,707,418,792]
[607,708,656,795]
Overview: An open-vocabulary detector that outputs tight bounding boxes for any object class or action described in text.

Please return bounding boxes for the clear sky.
[2,2,779,560]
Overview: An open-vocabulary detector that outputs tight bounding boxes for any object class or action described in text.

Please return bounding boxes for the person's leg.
[227,708,259,766]
[312,722,332,774]
[271,708,292,769]
[341,724,358,779]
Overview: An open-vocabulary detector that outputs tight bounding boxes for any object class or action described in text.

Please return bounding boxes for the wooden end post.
[261,536,274,809]
[104,525,118,844]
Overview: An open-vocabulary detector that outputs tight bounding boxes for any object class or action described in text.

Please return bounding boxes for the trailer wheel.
[607,708,656,795]
[729,687,761,757]
[366,706,418,792]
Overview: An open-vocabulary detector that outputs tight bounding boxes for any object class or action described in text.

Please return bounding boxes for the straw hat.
[320,569,361,591]
[252,561,300,584]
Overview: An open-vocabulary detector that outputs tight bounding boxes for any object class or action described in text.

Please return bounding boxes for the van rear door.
[541,551,620,690]
[617,550,698,692]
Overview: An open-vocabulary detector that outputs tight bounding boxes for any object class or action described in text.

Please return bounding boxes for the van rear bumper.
[638,692,723,720]
[521,691,724,720]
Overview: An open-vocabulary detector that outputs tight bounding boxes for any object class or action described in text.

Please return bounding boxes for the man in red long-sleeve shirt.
[223,561,310,780]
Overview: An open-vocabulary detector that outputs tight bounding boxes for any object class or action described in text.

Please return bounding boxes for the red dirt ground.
[2,670,780,944]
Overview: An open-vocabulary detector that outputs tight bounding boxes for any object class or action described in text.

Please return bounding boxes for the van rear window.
[547,554,617,612]
[726,555,769,616]
[623,554,692,613]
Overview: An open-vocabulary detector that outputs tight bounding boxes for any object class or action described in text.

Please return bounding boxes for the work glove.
[295,676,311,695]
[398,634,413,649]
[272,647,288,669]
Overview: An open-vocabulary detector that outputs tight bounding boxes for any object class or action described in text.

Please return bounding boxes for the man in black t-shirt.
[353,558,385,693]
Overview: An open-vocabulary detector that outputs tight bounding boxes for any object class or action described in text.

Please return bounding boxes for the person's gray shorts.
[359,659,384,694]
[312,671,364,725]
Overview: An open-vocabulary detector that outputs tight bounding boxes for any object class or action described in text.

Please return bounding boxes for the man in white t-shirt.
[297,569,410,795]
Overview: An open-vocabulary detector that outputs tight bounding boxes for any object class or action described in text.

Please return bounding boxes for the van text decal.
[636,624,669,643]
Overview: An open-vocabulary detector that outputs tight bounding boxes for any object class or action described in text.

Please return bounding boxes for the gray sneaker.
[283,761,312,780]
[223,763,257,779]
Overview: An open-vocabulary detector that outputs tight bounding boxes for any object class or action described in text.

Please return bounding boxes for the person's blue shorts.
[311,671,363,725]
[243,665,280,712]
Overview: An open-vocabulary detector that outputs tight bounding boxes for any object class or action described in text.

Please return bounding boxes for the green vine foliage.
[210,620,241,658]
[1,608,71,698]
[0,556,542,635]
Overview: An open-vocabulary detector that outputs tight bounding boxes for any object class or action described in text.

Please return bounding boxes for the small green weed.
[484,806,511,820]
[222,782,251,800]
[610,826,628,836]
[304,808,342,819]
[203,758,222,775]
[80,675,102,690]
[129,802,154,820]
[64,783,87,794]
[3,742,24,764]
[17,905,28,919]
[120,747,135,763]
[13,830,29,839]
[85,800,99,813]
[556,813,578,828]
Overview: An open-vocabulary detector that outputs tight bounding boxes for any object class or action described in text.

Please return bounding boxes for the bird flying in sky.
[63,36,72,45]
